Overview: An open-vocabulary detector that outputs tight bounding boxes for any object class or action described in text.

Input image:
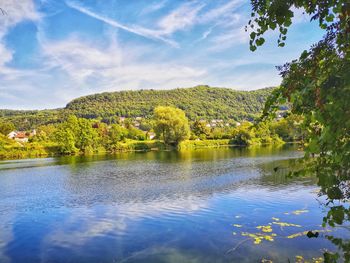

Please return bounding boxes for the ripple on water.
[0,147,339,263]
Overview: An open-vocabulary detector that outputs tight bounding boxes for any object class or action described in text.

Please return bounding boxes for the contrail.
[66,1,179,48]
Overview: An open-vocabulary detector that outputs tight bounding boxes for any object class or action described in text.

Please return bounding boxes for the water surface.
[0,146,348,262]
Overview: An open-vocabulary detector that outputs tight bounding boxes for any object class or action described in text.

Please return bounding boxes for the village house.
[148,132,156,140]
[7,129,36,143]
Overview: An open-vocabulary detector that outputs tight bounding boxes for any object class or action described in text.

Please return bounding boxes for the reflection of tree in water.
[316,167,350,262]
[264,158,350,261]
[282,159,350,262]
[246,0,350,260]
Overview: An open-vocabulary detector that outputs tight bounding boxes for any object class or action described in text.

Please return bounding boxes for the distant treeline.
[0,104,305,159]
[0,85,274,130]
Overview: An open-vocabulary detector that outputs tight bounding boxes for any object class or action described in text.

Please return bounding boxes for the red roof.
[15,132,27,139]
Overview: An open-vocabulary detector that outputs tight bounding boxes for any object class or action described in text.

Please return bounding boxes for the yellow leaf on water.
[312,257,324,263]
[254,238,262,244]
[233,224,242,227]
[292,209,309,215]
[241,232,275,245]
[287,229,329,239]
[295,255,304,262]
[272,217,280,221]
[273,222,301,227]
[264,235,274,241]
[287,231,308,239]
[284,209,309,216]
[256,225,273,233]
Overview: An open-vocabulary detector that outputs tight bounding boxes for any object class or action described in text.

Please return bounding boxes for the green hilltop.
[1,85,274,129]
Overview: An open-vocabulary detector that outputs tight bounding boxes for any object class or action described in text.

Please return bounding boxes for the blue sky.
[1,0,323,110]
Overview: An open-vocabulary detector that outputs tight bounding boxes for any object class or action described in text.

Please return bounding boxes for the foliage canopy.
[248,0,350,260]
[154,106,190,144]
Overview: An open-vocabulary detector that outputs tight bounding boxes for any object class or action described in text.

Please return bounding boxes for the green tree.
[54,128,78,154]
[127,126,146,140]
[31,124,57,142]
[271,114,304,142]
[248,1,349,167]
[0,134,6,150]
[109,124,128,145]
[192,120,210,139]
[54,115,100,154]
[248,1,350,260]
[75,118,99,153]
[154,106,190,144]
[232,122,255,145]
[0,121,15,135]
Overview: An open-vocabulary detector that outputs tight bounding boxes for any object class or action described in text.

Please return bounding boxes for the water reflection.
[0,145,348,262]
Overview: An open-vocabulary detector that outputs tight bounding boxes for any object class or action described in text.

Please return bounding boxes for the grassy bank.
[0,142,59,160]
[110,140,168,152]
[0,140,169,160]
[0,138,287,160]
[178,139,235,150]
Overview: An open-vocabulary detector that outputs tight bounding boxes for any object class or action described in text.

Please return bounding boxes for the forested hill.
[66,85,273,120]
[0,85,274,129]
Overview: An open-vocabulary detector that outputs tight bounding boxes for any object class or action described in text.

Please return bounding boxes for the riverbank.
[1,146,332,263]
[0,138,288,161]
[0,140,165,160]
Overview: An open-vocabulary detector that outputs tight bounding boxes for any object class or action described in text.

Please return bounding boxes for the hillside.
[1,86,274,129]
[66,85,273,120]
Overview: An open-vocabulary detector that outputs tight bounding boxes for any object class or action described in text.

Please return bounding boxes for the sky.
[0,0,323,110]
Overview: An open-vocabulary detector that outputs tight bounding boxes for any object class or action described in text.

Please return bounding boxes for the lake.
[0,146,348,262]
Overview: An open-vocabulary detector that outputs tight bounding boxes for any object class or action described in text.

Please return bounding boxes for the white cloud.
[41,196,209,250]
[157,2,204,35]
[0,0,39,35]
[0,0,47,109]
[65,0,179,47]
[38,36,205,101]
[198,0,244,24]
[208,25,248,52]
[140,0,168,15]
[0,0,298,109]
[0,0,40,66]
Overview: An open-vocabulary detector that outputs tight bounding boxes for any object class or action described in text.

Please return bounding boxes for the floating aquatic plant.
[272,221,302,227]
[284,209,309,215]
[229,208,331,262]
[295,255,324,263]
[256,225,273,233]
[287,230,328,239]
[241,232,275,244]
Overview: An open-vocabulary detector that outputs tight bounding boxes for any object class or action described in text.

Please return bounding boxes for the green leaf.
[250,45,257,52]
[300,50,308,59]
[250,32,256,40]
[326,14,334,22]
[256,38,265,46]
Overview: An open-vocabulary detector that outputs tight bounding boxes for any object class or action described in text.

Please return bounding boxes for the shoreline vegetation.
[0,108,304,160]
[0,139,297,161]
[0,86,273,131]
[0,88,305,161]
